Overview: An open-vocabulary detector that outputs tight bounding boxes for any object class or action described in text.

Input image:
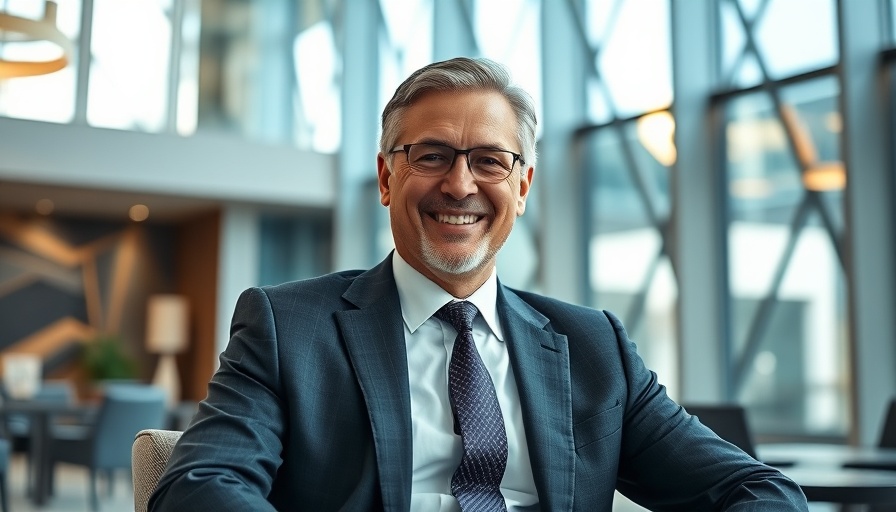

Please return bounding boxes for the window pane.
[724,83,848,438]
[720,0,838,86]
[294,19,341,152]
[0,0,81,123]
[474,0,542,137]
[378,0,433,118]
[586,0,672,122]
[585,120,678,397]
[258,213,332,286]
[87,0,173,131]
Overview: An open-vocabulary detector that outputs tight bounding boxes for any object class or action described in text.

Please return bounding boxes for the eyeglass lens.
[405,144,516,182]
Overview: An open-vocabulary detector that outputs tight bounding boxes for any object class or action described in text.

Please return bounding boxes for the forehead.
[398,89,518,147]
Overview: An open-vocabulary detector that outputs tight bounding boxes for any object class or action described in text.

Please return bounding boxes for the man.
[150,57,808,511]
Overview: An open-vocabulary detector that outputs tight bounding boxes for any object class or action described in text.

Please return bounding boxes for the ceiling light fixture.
[636,110,677,167]
[129,204,150,222]
[35,198,54,215]
[0,1,73,79]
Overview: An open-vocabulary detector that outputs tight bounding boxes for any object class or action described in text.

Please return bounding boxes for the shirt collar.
[392,251,504,341]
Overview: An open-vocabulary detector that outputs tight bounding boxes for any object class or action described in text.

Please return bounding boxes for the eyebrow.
[411,138,515,152]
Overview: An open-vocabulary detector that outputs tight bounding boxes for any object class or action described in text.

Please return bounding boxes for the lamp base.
[153,354,180,407]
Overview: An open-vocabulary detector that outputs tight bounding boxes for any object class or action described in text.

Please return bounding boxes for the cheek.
[389,179,425,222]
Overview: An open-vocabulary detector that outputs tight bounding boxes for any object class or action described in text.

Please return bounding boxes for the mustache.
[418,195,492,214]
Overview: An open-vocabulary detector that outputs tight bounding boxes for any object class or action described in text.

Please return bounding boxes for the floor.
[6,454,134,512]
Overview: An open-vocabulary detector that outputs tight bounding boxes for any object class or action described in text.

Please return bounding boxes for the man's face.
[377,89,534,296]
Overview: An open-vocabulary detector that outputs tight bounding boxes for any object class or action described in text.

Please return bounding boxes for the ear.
[516,165,534,216]
[377,153,391,206]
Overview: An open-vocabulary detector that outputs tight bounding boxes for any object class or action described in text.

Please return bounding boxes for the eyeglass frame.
[388,143,526,183]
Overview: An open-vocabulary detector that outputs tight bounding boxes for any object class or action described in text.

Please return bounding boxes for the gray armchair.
[49,384,167,511]
[132,429,183,512]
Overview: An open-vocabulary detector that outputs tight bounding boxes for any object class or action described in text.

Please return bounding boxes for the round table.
[758,443,896,509]
[758,443,896,470]
[1,399,94,506]
[778,467,896,504]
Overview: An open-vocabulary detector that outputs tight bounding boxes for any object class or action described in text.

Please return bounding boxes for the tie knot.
[436,301,478,333]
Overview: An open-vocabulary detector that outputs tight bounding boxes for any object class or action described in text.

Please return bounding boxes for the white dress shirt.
[392,252,538,511]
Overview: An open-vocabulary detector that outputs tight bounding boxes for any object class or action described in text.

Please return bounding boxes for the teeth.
[437,214,478,225]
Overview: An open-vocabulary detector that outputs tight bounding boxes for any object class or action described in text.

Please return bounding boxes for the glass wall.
[258,212,332,287]
[0,0,348,149]
[585,0,672,122]
[722,80,847,438]
[579,0,677,395]
[717,0,847,439]
[291,0,342,152]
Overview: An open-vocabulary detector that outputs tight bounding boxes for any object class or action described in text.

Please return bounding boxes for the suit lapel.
[498,285,574,512]
[336,255,412,512]
[333,259,575,511]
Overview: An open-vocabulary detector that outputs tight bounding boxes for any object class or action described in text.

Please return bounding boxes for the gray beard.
[420,236,492,275]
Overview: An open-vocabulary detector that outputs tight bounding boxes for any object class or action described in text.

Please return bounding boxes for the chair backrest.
[681,403,758,459]
[878,399,896,448]
[92,384,167,469]
[132,429,183,512]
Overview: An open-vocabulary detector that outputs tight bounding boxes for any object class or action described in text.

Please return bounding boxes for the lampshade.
[2,353,41,399]
[0,1,74,79]
[146,294,189,354]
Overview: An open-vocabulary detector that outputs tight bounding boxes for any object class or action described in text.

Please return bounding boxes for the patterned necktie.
[435,301,508,512]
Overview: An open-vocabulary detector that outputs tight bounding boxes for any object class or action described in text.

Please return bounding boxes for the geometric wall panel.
[0,212,176,383]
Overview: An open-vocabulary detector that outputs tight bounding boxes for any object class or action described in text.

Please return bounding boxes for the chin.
[421,241,492,275]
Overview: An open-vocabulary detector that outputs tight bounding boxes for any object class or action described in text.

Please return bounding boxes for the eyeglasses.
[389,143,524,183]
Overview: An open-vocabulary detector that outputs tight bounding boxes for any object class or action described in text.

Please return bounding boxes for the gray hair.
[379,57,537,171]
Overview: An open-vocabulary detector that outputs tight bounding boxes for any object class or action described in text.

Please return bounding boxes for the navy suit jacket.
[150,254,807,511]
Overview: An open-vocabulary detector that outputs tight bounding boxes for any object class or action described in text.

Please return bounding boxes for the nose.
[441,152,478,199]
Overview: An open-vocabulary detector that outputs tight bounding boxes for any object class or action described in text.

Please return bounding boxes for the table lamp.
[146,294,189,406]
[2,353,41,399]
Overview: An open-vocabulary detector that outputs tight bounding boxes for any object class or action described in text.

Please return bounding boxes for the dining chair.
[842,397,896,477]
[132,429,183,512]
[877,398,896,449]
[680,403,759,459]
[48,383,167,511]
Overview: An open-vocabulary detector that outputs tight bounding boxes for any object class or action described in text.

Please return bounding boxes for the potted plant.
[81,333,138,384]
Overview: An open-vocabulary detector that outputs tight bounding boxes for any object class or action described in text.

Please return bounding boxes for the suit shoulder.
[255,269,365,303]
[510,288,616,326]
[505,289,631,367]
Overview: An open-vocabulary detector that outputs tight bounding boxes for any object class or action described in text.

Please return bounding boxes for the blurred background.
[0,0,894,463]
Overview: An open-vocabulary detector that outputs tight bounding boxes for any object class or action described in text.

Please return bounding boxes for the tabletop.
[776,466,896,504]
[757,443,896,507]
[757,442,896,470]
[1,398,96,506]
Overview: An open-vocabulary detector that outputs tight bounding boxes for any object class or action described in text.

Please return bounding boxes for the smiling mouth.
[434,213,481,225]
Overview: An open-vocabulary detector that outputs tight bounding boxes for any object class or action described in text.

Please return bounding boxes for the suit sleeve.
[606,311,809,511]
[149,287,283,512]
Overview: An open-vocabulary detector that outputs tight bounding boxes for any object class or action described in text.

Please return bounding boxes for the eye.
[418,152,448,162]
[409,145,453,168]
[472,151,511,170]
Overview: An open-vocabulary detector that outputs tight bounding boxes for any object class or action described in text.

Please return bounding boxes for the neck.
[400,253,493,299]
